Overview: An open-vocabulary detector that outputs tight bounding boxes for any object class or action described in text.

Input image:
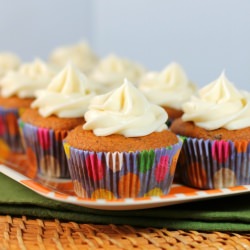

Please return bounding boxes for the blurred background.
[0,0,249,89]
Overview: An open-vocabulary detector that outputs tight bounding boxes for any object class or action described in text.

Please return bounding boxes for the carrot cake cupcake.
[0,52,20,78]
[19,63,96,179]
[138,62,196,123]
[0,58,56,156]
[171,72,250,189]
[89,54,145,94]
[63,79,182,199]
[49,41,99,74]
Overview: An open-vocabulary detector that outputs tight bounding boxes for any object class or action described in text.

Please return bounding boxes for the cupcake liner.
[0,107,24,153]
[178,137,250,189]
[63,139,182,199]
[19,120,70,179]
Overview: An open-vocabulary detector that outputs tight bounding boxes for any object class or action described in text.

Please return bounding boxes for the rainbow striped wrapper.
[0,107,24,154]
[19,120,70,179]
[63,139,182,200]
[177,138,250,189]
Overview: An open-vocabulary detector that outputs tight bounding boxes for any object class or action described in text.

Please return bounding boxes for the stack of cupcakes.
[2,41,249,198]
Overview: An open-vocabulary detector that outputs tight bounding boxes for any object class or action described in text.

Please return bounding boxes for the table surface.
[0,215,249,250]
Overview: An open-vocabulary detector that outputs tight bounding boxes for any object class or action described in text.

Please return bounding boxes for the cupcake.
[138,62,196,124]
[0,59,56,157]
[89,54,145,94]
[19,63,96,180]
[49,41,99,74]
[63,79,182,200]
[0,52,20,78]
[171,72,250,189]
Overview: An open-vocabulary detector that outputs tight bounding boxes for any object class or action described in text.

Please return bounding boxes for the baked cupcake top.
[0,59,56,98]
[83,79,167,137]
[65,125,178,152]
[49,42,98,73]
[138,62,196,109]
[0,52,20,78]
[31,63,96,118]
[182,72,250,130]
[89,54,145,94]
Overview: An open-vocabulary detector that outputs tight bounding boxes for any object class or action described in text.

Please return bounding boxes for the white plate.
[1,164,250,210]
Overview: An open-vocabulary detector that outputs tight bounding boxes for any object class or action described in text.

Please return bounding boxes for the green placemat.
[1,173,250,231]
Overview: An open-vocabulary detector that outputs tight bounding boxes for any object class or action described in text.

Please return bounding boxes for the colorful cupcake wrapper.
[19,120,70,179]
[178,137,250,189]
[0,107,24,153]
[63,139,182,200]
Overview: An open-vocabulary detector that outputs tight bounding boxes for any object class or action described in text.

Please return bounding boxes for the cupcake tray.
[1,163,250,210]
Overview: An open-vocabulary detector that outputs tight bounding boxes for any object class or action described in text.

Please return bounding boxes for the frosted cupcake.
[138,62,196,123]
[49,41,99,74]
[0,52,20,78]
[0,59,56,156]
[63,79,182,200]
[171,72,250,189]
[89,54,145,94]
[19,63,96,179]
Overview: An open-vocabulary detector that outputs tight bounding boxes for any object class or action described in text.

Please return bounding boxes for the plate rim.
[1,164,250,210]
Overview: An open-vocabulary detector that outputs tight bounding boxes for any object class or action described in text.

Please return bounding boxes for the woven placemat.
[0,215,249,250]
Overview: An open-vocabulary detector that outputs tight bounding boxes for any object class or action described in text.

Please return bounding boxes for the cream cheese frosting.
[89,54,146,94]
[0,59,56,98]
[31,63,96,118]
[83,79,167,137]
[0,52,20,78]
[138,62,196,109]
[182,72,250,130]
[49,42,99,73]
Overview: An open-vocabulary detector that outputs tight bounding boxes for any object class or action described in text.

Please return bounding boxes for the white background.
[0,0,250,89]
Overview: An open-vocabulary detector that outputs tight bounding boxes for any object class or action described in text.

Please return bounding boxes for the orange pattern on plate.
[169,185,197,195]
[205,189,223,195]
[21,180,51,194]
[228,186,248,191]
[54,192,69,199]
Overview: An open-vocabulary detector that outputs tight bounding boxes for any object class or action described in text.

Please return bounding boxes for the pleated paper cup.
[19,120,70,179]
[0,107,24,154]
[177,137,250,189]
[63,139,182,200]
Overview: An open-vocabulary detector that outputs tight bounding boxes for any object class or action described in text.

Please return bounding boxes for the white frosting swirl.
[182,72,250,130]
[0,52,20,78]
[83,79,167,137]
[0,59,56,98]
[138,62,196,109]
[49,42,99,73]
[31,63,96,118]
[89,54,145,94]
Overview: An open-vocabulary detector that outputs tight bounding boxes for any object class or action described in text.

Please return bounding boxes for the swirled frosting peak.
[0,52,20,78]
[0,58,56,98]
[83,79,167,137]
[182,72,250,130]
[31,63,96,118]
[19,58,55,78]
[49,42,99,73]
[89,54,145,94]
[138,62,196,109]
